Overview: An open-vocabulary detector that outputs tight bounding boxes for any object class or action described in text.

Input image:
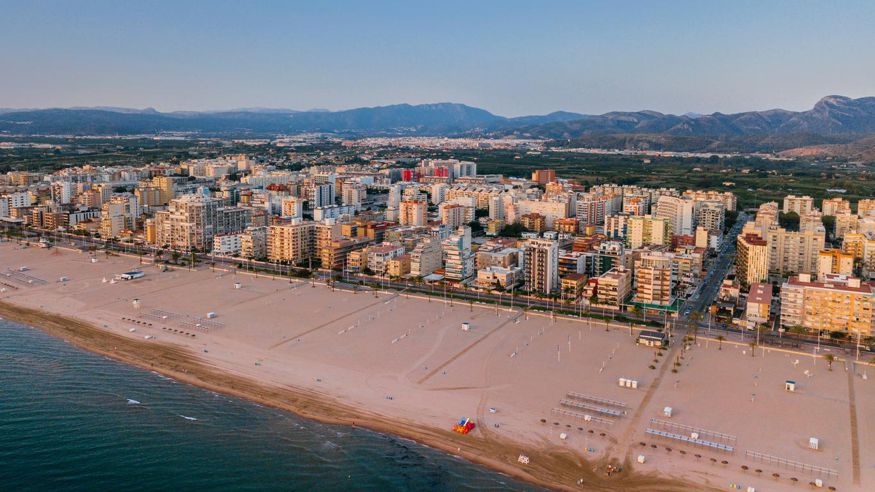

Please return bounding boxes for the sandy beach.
[1,241,871,491]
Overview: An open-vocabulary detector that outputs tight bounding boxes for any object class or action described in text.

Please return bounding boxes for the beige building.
[783,195,814,215]
[240,226,268,259]
[399,200,427,226]
[843,231,875,278]
[834,212,859,239]
[822,197,851,216]
[439,203,468,229]
[594,267,632,309]
[410,237,442,277]
[633,252,675,307]
[745,283,772,325]
[654,195,696,236]
[626,215,671,249]
[857,199,875,218]
[765,225,826,276]
[154,194,248,251]
[387,254,411,277]
[99,194,139,239]
[817,249,855,280]
[267,220,316,263]
[682,189,737,211]
[780,273,875,335]
[737,233,769,287]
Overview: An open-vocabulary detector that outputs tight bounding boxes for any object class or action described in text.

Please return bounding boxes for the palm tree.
[824,354,835,371]
[716,335,725,350]
[689,311,703,341]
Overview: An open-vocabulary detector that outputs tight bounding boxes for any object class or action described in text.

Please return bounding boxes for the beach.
[1,241,871,491]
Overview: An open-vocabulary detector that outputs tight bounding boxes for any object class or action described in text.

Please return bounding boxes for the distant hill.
[502,96,875,154]
[0,103,510,136]
[2,96,875,157]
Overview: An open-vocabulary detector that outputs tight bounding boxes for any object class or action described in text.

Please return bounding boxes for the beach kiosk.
[637,330,668,348]
[785,380,796,392]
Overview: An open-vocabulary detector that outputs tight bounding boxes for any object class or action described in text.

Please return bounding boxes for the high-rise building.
[622,193,650,216]
[520,213,547,233]
[834,212,859,239]
[843,231,875,278]
[605,213,631,240]
[857,199,875,218]
[154,194,247,251]
[633,252,675,307]
[240,226,268,259]
[310,183,335,209]
[430,183,448,205]
[399,200,428,226]
[682,190,737,212]
[654,195,696,236]
[626,215,671,249]
[696,200,725,234]
[531,169,557,185]
[765,225,826,276]
[341,184,365,211]
[439,203,468,229]
[99,194,139,239]
[783,195,814,215]
[736,233,769,287]
[523,238,559,295]
[822,197,851,216]
[410,238,443,277]
[576,193,621,226]
[281,197,304,218]
[443,226,474,282]
[267,219,316,263]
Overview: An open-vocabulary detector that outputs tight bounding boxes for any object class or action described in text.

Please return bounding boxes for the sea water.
[0,320,537,491]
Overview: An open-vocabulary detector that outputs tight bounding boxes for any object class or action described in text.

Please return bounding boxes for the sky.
[1,0,874,116]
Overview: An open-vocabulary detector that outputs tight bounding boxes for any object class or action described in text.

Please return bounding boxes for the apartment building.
[523,238,559,295]
[442,226,474,282]
[817,249,855,280]
[266,219,316,263]
[154,194,247,251]
[399,200,428,226]
[843,231,875,278]
[765,225,826,276]
[682,190,737,211]
[822,197,851,216]
[626,215,671,249]
[780,273,875,335]
[633,252,675,307]
[736,233,769,286]
[594,267,632,309]
[654,195,696,236]
[783,195,814,215]
[410,237,442,277]
[745,283,772,325]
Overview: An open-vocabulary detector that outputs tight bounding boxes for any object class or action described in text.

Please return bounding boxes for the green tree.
[824,354,835,371]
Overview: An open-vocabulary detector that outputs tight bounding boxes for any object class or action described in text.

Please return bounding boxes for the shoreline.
[0,301,701,492]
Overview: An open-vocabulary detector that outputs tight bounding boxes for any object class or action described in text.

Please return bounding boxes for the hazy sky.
[2,0,874,116]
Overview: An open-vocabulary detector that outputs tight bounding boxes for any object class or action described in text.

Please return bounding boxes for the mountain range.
[2,96,875,156]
